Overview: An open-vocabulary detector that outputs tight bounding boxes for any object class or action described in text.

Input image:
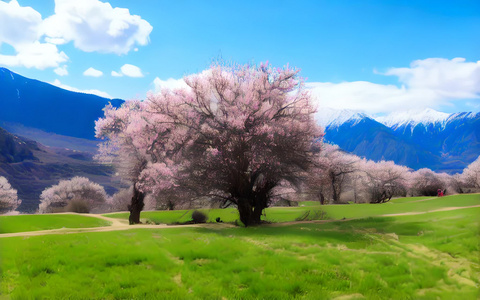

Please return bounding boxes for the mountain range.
[319,108,480,174]
[0,67,123,140]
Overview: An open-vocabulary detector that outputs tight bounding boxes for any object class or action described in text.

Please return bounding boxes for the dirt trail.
[266,204,480,227]
[380,204,480,217]
[1,205,479,238]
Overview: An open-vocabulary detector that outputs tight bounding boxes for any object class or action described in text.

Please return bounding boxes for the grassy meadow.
[0,194,479,299]
[0,214,111,234]
[103,194,480,225]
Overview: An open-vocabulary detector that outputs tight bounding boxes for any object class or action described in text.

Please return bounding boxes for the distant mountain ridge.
[320,108,480,174]
[0,67,124,140]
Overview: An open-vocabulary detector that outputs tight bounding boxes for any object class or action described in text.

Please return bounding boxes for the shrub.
[39,177,107,213]
[65,199,90,213]
[0,176,21,213]
[191,210,207,223]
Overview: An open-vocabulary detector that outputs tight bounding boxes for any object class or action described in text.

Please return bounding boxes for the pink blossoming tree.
[409,168,446,196]
[38,177,108,213]
[359,159,410,203]
[462,155,480,189]
[309,144,359,204]
[0,176,20,213]
[96,63,322,225]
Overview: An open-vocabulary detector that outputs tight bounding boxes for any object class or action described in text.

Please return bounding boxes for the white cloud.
[0,0,152,70]
[52,79,112,99]
[83,67,103,77]
[0,1,68,69]
[384,57,480,99]
[307,58,480,115]
[119,63,143,77]
[0,41,68,69]
[0,0,42,48]
[153,77,188,92]
[111,70,122,77]
[54,65,68,76]
[42,0,153,54]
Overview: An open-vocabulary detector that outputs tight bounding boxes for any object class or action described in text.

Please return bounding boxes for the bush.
[39,177,107,213]
[65,199,90,213]
[191,210,207,223]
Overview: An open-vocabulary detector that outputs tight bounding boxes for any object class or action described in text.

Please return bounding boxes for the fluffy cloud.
[0,1,68,69]
[0,0,42,48]
[42,0,153,54]
[0,41,68,69]
[111,63,144,77]
[111,70,122,77]
[307,58,480,115]
[52,79,112,98]
[0,0,152,70]
[384,58,480,99]
[83,67,103,77]
[153,77,189,92]
[54,65,68,76]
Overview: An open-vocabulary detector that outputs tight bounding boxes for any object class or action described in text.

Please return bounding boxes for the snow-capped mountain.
[320,107,480,174]
[376,108,450,129]
[316,108,369,128]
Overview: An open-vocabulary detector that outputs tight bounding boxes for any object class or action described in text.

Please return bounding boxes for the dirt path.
[1,205,479,238]
[266,204,480,227]
[380,204,480,217]
[0,213,237,238]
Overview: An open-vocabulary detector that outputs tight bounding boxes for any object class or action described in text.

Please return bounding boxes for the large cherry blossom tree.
[96,63,322,225]
[0,176,20,213]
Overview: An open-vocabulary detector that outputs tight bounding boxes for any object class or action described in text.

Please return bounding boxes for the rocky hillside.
[0,127,124,212]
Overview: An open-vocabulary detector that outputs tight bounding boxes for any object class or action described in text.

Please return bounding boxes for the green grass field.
[0,214,111,234]
[1,194,479,299]
[104,194,480,225]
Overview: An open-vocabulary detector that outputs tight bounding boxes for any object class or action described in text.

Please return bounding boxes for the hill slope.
[0,127,124,212]
[0,67,123,140]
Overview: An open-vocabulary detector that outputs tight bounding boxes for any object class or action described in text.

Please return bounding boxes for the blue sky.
[0,0,479,115]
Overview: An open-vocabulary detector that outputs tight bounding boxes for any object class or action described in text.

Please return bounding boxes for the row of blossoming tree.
[92,62,480,225]
[308,143,480,205]
[1,63,479,219]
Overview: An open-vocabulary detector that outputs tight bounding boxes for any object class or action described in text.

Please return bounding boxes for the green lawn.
[104,206,326,225]
[104,193,480,225]
[1,205,478,299]
[0,214,111,234]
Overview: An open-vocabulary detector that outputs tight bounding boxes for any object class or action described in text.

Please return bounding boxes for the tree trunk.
[237,198,262,227]
[330,174,339,204]
[319,191,326,205]
[128,186,145,224]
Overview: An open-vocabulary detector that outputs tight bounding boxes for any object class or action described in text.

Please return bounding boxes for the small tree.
[39,177,107,213]
[0,176,21,213]
[409,168,445,196]
[462,156,480,189]
[360,160,410,203]
[309,144,358,204]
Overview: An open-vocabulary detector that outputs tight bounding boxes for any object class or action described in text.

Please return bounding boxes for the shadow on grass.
[186,216,430,246]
